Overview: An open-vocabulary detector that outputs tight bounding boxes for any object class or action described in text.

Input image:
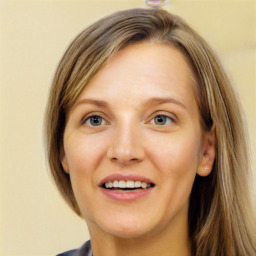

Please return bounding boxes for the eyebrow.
[147,97,187,109]
[75,98,109,108]
[74,97,186,109]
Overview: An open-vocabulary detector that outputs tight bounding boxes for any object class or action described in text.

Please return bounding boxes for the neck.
[87,209,192,256]
[91,232,191,256]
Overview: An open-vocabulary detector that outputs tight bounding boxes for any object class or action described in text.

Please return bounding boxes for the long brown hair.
[45,8,256,255]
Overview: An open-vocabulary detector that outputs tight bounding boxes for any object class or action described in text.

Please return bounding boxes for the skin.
[61,42,215,256]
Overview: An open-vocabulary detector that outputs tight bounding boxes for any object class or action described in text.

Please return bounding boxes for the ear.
[60,147,69,174]
[197,125,216,177]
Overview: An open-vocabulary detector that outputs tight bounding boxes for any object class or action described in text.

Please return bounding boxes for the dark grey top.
[57,240,92,256]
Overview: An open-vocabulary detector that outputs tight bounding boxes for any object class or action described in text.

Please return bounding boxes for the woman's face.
[62,42,214,239]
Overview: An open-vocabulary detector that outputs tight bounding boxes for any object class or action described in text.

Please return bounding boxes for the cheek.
[63,133,108,208]
[153,134,200,215]
[63,134,108,216]
[150,131,201,176]
[152,131,200,193]
[64,133,107,174]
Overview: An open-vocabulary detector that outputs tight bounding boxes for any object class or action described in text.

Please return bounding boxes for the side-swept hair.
[45,8,256,255]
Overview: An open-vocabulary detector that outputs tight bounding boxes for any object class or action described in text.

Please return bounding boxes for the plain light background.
[0,0,255,255]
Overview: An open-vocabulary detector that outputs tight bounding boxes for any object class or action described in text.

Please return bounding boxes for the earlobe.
[197,126,216,177]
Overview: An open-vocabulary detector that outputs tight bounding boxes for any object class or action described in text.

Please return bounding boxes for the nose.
[107,122,145,165]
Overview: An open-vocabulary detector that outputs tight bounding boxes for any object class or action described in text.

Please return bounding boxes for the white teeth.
[113,180,119,188]
[104,180,152,189]
[119,180,126,188]
[126,180,135,188]
[141,182,147,189]
[135,181,141,188]
[105,182,113,188]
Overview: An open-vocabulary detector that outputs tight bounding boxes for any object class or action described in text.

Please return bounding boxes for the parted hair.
[45,8,256,256]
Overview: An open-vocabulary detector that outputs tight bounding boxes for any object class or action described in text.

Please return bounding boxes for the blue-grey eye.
[87,116,103,126]
[154,115,172,125]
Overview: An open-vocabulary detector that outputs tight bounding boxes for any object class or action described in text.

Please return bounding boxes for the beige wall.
[0,0,255,255]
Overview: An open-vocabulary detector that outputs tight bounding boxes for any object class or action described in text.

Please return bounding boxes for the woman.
[45,8,256,256]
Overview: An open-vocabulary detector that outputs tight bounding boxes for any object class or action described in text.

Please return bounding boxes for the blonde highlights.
[45,8,255,255]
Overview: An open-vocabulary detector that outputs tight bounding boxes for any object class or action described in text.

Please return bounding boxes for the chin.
[105,225,151,239]
[95,214,156,239]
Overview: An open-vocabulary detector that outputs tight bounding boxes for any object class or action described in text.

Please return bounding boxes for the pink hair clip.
[145,0,168,7]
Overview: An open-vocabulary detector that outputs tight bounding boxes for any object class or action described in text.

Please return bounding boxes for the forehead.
[74,42,197,111]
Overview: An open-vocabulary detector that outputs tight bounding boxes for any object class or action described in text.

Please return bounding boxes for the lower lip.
[100,187,153,201]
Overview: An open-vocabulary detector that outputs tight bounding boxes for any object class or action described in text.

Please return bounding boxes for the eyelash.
[148,114,175,126]
[81,114,109,127]
[81,113,176,128]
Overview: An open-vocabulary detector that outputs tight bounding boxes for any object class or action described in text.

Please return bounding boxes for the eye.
[151,114,174,125]
[82,115,107,126]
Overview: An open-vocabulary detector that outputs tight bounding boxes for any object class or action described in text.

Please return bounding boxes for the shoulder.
[56,240,92,256]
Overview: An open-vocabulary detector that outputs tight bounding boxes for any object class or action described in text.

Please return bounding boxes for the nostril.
[110,157,140,163]
[107,144,145,163]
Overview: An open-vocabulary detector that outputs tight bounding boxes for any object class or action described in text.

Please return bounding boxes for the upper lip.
[99,174,155,187]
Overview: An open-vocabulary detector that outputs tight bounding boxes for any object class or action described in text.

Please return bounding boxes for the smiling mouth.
[102,180,155,191]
